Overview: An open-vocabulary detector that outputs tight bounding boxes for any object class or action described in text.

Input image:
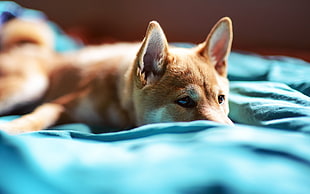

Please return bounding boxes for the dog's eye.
[218,95,225,105]
[175,96,197,108]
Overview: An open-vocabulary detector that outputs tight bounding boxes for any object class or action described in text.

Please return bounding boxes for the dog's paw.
[0,123,25,135]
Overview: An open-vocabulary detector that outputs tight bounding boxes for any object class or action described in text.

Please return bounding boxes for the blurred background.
[14,0,310,61]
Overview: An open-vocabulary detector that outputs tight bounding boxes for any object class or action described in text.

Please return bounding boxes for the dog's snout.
[209,115,234,126]
[200,109,234,126]
[223,117,234,126]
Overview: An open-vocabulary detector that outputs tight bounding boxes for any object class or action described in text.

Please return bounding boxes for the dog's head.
[132,17,233,125]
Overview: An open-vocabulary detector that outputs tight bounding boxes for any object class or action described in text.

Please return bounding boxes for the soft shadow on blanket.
[0,2,310,194]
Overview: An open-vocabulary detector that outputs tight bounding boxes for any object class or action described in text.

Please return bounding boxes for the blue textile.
[228,52,310,132]
[1,122,310,194]
[1,2,310,194]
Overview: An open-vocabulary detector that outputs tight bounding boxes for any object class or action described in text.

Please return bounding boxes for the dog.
[0,17,233,135]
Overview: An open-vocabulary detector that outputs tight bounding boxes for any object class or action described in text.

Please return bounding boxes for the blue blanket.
[1,2,310,194]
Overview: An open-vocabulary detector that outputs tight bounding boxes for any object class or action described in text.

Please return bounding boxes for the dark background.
[14,0,310,61]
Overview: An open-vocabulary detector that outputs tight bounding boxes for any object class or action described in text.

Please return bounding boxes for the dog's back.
[0,19,140,128]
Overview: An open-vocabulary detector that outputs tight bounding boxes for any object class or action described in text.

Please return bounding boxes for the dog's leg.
[0,103,65,135]
[0,74,48,115]
[0,85,91,135]
[0,52,49,115]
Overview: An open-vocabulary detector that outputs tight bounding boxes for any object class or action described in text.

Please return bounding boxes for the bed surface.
[1,2,310,194]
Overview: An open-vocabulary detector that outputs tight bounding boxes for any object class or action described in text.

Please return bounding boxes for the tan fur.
[0,17,233,134]
[0,19,54,50]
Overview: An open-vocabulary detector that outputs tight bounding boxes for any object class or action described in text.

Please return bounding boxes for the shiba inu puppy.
[0,17,233,134]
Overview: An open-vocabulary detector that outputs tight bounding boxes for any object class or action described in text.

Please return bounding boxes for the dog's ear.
[198,17,233,76]
[136,21,169,86]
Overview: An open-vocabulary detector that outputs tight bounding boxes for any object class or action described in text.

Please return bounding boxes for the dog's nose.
[199,107,234,126]
[224,117,234,126]
[212,117,234,126]
[203,111,234,126]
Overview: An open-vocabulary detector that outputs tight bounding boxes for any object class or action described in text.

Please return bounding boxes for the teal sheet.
[1,2,310,194]
[228,52,310,132]
[1,122,310,194]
